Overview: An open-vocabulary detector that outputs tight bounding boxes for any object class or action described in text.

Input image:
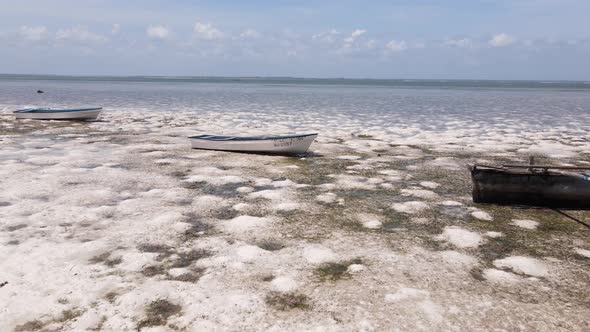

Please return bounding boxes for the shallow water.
[1,77,589,126]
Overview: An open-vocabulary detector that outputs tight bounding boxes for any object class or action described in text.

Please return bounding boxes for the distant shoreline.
[1,74,589,89]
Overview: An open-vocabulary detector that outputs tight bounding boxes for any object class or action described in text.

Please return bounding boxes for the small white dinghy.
[189,133,318,154]
[14,107,102,120]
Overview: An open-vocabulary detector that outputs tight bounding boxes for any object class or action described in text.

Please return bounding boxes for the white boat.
[189,133,318,154]
[13,107,102,120]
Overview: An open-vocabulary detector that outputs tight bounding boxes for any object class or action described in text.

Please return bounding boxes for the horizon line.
[0,73,589,83]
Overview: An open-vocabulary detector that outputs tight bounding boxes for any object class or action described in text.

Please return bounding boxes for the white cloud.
[147,25,169,40]
[312,29,340,43]
[239,29,260,39]
[350,29,366,39]
[386,40,408,52]
[343,29,366,47]
[445,38,472,48]
[111,24,120,35]
[367,39,376,49]
[56,26,107,43]
[20,26,48,41]
[489,33,515,47]
[194,22,223,40]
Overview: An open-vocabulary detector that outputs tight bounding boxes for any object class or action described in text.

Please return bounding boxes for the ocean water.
[1,76,589,129]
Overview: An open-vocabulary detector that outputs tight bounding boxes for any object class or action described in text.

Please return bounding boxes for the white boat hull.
[190,134,318,154]
[14,109,101,120]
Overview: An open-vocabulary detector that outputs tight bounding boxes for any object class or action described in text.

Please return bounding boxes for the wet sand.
[1,110,589,331]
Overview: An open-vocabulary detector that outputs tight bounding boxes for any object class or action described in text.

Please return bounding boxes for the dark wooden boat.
[470,164,590,210]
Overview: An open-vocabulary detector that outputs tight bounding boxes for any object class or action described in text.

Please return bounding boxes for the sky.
[0,0,589,80]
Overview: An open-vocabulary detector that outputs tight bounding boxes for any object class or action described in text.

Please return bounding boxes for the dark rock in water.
[37,90,44,93]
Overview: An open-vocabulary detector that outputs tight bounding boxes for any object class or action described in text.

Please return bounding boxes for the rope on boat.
[553,209,590,230]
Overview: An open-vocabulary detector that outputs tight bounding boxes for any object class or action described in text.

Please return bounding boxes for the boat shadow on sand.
[197,150,324,158]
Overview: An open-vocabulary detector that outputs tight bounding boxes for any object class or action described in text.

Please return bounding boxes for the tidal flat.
[1,106,589,332]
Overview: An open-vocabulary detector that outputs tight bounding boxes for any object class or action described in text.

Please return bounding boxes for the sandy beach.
[1,102,589,331]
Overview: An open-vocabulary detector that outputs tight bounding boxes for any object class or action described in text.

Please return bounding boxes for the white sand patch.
[485,231,503,238]
[356,213,383,229]
[55,188,119,207]
[236,245,267,262]
[184,167,246,186]
[236,186,254,193]
[154,158,177,164]
[232,203,251,211]
[483,269,523,284]
[302,245,337,264]
[318,183,337,190]
[193,195,230,211]
[574,248,590,258]
[441,200,463,206]
[271,179,307,188]
[221,215,274,234]
[439,250,478,268]
[347,264,366,273]
[518,142,577,158]
[142,326,174,332]
[367,177,384,184]
[436,227,483,249]
[392,201,430,214]
[401,188,439,200]
[356,320,374,332]
[493,256,549,277]
[419,300,444,323]
[147,211,186,227]
[511,219,539,230]
[316,193,337,204]
[419,181,440,189]
[385,287,430,303]
[327,174,377,190]
[167,267,191,277]
[379,169,402,176]
[247,189,288,201]
[252,178,273,186]
[271,276,298,292]
[119,252,160,272]
[72,309,106,331]
[427,157,461,170]
[471,210,493,221]
[272,202,301,211]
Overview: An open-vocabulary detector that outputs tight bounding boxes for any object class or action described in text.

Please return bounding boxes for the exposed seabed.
[1,110,589,331]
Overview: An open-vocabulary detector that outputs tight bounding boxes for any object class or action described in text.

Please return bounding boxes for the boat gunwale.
[471,164,590,175]
[188,133,319,141]
[14,107,103,114]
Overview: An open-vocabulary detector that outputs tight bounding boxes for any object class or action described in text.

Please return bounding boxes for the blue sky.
[1,0,589,79]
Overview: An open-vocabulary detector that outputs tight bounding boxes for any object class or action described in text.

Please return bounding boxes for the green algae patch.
[265,292,310,311]
[315,258,363,281]
[137,299,182,330]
